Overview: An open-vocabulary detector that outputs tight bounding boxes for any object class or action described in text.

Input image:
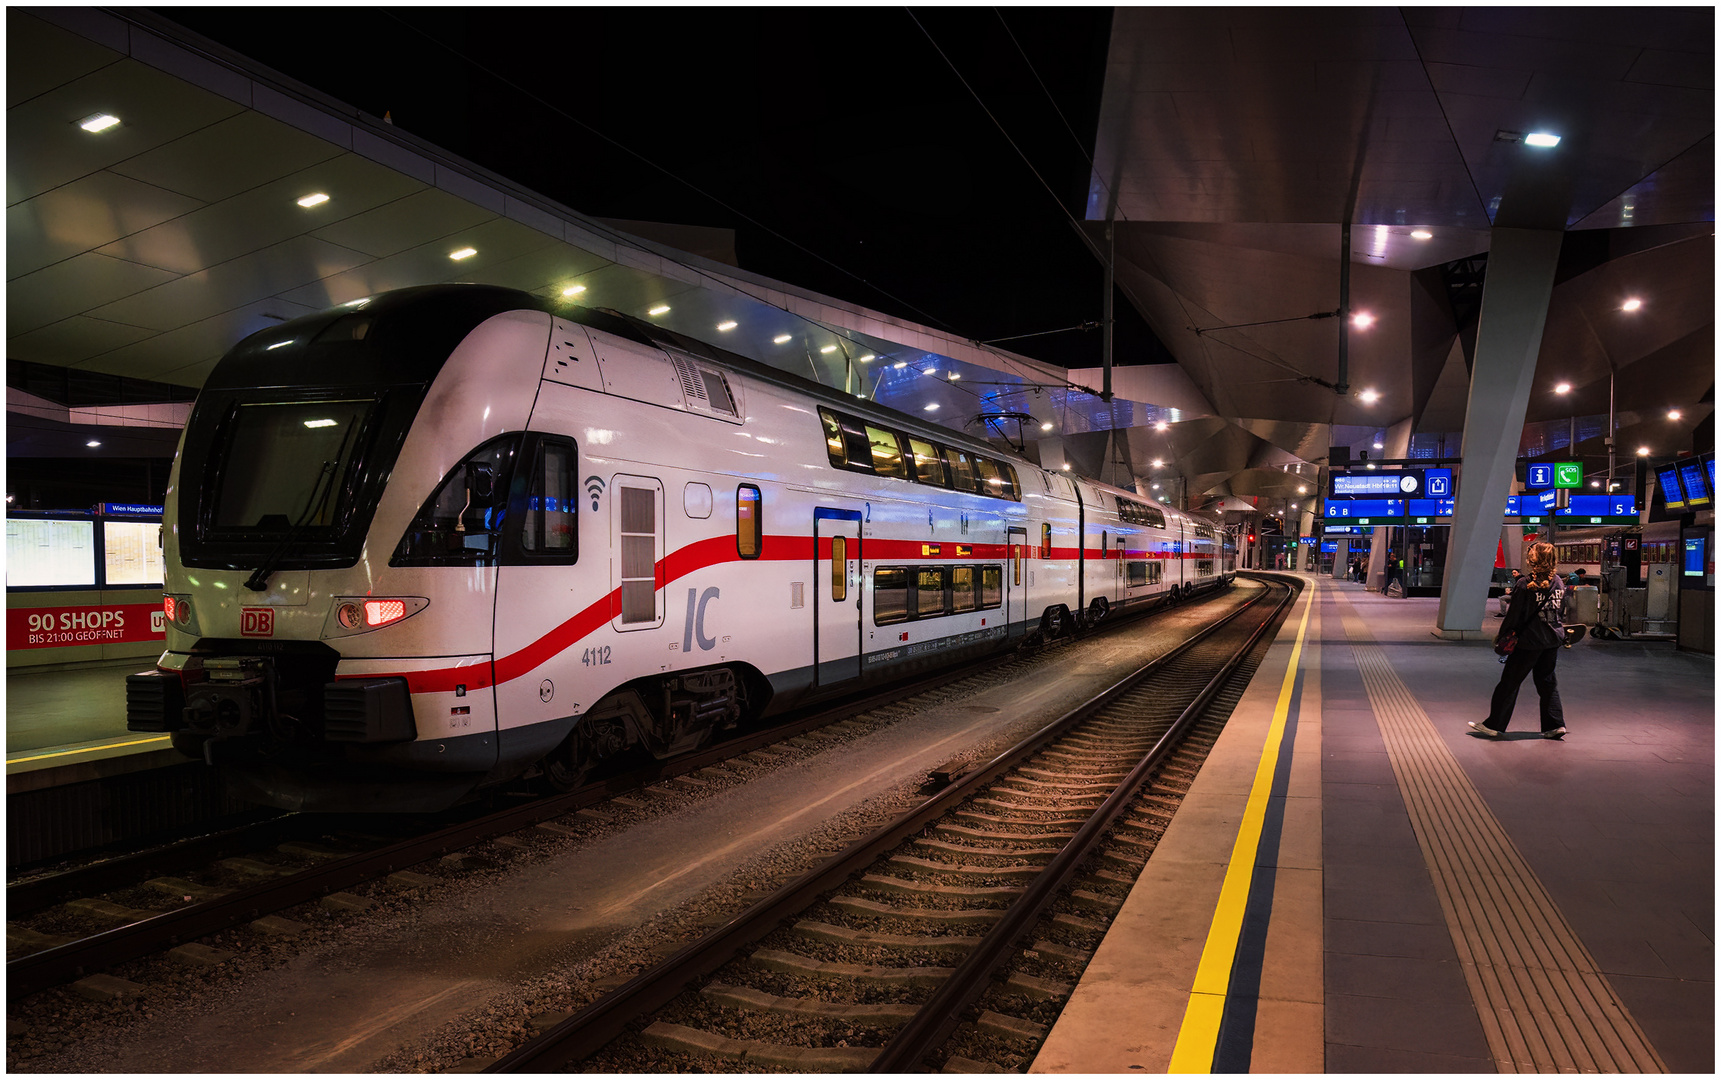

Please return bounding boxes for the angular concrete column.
[1365,418,1415,590]
[1331,538,1350,579]
[1436,227,1564,638]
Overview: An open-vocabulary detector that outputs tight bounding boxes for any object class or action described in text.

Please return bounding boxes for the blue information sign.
[100,503,164,517]
[1424,468,1453,498]
[1554,495,1638,519]
[1525,462,1555,490]
[1405,498,1456,518]
[1322,498,1405,519]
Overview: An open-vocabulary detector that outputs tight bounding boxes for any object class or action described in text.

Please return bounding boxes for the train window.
[736,485,762,559]
[391,434,520,567]
[518,438,577,558]
[831,535,848,601]
[1141,504,1166,529]
[952,565,977,613]
[909,438,947,486]
[975,457,1006,496]
[945,448,979,493]
[820,408,848,468]
[1127,561,1148,587]
[874,567,909,625]
[981,565,1002,609]
[618,486,658,624]
[917,566,948,618]
[1002,463,1021,501]
[867,425,908,479]
[1041,522,1052,559]
[1012,545,1022,586]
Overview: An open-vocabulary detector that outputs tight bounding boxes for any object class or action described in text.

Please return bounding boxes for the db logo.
[241,607,275,637]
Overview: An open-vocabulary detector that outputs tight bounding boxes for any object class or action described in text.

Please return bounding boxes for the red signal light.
[364,599,408,627]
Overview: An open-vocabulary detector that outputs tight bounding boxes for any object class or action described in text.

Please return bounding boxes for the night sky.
[157,7,1164,371]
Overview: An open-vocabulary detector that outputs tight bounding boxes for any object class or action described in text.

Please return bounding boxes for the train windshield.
[213,399,373,531]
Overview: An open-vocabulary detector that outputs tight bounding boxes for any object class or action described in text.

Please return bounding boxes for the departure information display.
[6,519,97,588]
[103,520,165,586]
[1331,471,1423,497]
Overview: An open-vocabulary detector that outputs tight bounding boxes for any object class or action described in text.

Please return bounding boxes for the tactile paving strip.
[1340,608,1666,1074]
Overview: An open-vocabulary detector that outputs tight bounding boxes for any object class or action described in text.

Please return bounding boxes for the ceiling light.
[1041,422,1054,432]
[1637,446,1651,456]
[448,247,477,261]
[1372,440,1384,449]
[820,345,838,354]
[1622,298,1643,312]
[1062,464,1072,471]
[716,320,737,332]
[1151,458,1164,468]
[296,192,330,208]
[1291,503,1298,510]
[947,372,960,381]
[924,369,938,377]
[923,403,939,412]
[1154,422,1168,432]
[1589,480,1600,488]
[894,361,907,369]
[1668,409,1683,421]
[1554,382,1572,394]
[772,333,792,344]
[86,440,102,448]
[1366,463,1377,470]
[1351,312,1375,329]
[1151,483,1161,490]
[78,112,120,133]
[1524,132,1561,148]
[1410,229,1433,240]
[562,284,587,297]
[648,305,671,316]
[1358,389,1379,404]
[1298,486,1307,494]
[860,354,875,363]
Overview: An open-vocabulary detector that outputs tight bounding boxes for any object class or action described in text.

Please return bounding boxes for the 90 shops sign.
[8,602,167,650]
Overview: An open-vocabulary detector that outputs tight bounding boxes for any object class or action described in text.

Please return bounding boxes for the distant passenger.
[1568,568,1584,588]
[1471,542,1567,740]
[1496,568,1522,617]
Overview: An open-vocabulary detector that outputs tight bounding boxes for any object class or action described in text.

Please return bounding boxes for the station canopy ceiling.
[7,8,1714,511]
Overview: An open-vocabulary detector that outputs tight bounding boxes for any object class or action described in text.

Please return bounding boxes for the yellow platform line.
[7,735,171,764]
[1168,584,1314,1073]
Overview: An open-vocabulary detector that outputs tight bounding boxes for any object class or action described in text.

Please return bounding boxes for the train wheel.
[1087,597,1109,625]
[542,714,628,792]
[1040,606,1066,641]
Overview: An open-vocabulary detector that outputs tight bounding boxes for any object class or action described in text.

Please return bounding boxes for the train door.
[1007,526,1028,632]
[813,507,862,687]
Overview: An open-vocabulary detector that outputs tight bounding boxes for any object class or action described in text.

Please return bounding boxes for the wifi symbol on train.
[584,475,605,511]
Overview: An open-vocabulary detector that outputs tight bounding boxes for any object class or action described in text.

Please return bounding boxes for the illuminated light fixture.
[819,344,838,354]
[1668,409,1683,421]
[1524,132,1561,148]
[1291,503,1299,510]
[860,354,875,362]
[364,599,409,628]
[924,369,938,377]
[1152,482,1161,490]
[1554,382,1572,394]
[1154,421,1169,432]
[1351,312,1376,329]
[78,112,120,133]
[86,439,101,448]
[448,247,477,260]
[1040,422,1054,432]
[296,192,330,208]
[1373,440,1384,449]
[716,320,737,332]
[1590,480,1601,488]
[647,304,671,316]
[1298,486,1307,494]
[947,372,960,381]
[562,284,586,297]
[1410,229,1433,240]
[1358,388,1380,404]
[1637,446,1650,456]
[303,419,338,429]
[1151,458,1165,468]
[772,333,792,344]
[266,340,294,351]
[1366,462,1377,470]
[1622,298,1643,312]
[923,403,939,412]
[894,361,907,369]
[1062,464,1072,471]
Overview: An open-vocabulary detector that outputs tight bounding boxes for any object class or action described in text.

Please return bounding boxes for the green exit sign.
[1554,462,1583,488]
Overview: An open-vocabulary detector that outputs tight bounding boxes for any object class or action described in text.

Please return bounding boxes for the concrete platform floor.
[1033,573,1712,1074]
[6,657,170,779]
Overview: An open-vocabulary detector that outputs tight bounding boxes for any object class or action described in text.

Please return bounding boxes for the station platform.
[6,657,180,793]
[1033,573,1713,1074]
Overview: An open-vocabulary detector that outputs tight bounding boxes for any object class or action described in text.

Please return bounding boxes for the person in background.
[1568,567,1584,588]
[1471,542,1567,739]
[1496,568,1521,617]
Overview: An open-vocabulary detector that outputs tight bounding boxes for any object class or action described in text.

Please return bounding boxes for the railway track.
[5,585,1221,1002]
[485,574,1297,1073]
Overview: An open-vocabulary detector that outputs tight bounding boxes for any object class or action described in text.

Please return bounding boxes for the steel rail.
[871,576,1298,1070]
[6,594,1169,998]
[486,579,1276,1072]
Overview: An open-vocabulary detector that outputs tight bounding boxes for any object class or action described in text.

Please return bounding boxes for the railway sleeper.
[751,947,954,988]
[702,982,918,1026]
[933,823,1077,844]
[888,855,1044,880]
[639,1021,878,1073]
[1026,939,1093,966]
[792,920,981,957]
[859,874,1024,902]
[978,1009,1050,1042]
[954,809,1089,829]
[1003,971,1074,1001]
[827,895,1004,927]
[913,838,1062,861]
[1017,766,1127,783]
[998,776,1119,796]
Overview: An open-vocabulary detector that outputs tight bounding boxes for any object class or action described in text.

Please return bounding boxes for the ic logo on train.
[240,607,275,637]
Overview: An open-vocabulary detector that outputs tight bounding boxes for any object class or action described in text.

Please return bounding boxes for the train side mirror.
[467,463,502,509]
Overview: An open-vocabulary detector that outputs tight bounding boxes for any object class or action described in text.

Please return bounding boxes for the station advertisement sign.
[7,601,166,650]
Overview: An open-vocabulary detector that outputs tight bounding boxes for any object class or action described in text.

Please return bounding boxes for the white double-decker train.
[127,285,1235,811]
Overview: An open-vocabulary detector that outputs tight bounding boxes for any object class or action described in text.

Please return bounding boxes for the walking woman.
[1470,542,1567,739]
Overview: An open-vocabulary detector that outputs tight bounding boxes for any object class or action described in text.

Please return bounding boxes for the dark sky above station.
[156,6,1165,371]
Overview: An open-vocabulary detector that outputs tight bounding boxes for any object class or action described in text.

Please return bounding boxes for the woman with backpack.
[1470,542,1567,739]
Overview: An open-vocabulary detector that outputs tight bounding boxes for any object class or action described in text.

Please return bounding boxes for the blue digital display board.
[1658,465,1686,509]
[1678,461,1711,506]
[1322,498,1405,519]
[1525,462,1555,489]
[1554,495,1638,518]
[1423,468,1453,498]
[1405,498,1456,518]
[1332,471,1423,497]
[1684,536,1706,577]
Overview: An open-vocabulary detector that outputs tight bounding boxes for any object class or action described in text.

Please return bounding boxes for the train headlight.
[323,596,429,638]
[163,594,200,635]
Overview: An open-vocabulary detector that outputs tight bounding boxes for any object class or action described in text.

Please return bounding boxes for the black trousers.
[1485,644,1565,731]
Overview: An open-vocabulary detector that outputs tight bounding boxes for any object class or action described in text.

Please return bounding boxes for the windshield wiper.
[243,427,355,592]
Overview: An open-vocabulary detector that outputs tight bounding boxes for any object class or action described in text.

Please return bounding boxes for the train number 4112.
[581,646,612,667]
